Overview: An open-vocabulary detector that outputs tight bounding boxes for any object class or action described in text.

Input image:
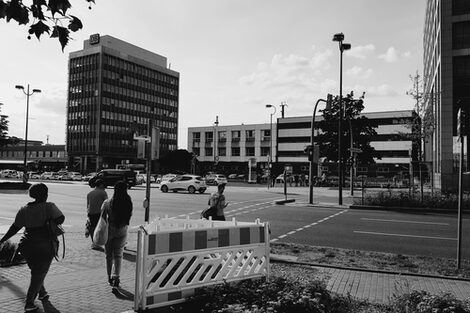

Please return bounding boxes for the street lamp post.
[332,33,351,205]
[15,84,41,183]
[309,96,331,204]
[213,115,219,171]
[266,104,277,189]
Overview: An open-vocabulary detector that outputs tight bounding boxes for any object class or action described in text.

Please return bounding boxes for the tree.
[316,92,379,166]
[0,103,20,148]
[0,0,95,51]
[404,71,436,196]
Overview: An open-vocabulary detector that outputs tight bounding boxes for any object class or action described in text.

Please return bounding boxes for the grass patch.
[271,242,470,279]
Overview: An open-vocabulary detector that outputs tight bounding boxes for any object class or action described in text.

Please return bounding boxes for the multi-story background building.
[188,123,276,178]
[67,34,179,173]
[424,0,470,191]
[0,140,67,171]
[188,110,420,181]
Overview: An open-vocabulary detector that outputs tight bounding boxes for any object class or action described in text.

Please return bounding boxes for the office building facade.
[188,110,419,179]
[424,0,470,191]
[67,34,179,173]
[188,123,276,177]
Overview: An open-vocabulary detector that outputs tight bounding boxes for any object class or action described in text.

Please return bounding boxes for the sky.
[0,0,426,149]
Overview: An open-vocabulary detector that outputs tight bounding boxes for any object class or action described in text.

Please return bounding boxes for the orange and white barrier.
[134,217,270,310]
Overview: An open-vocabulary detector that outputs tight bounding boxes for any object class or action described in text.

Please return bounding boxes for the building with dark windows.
[187,110,420,181]
[67,34,179,173]
[424,0,470,191]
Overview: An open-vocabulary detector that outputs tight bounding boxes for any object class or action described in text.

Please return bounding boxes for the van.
[88,169,137,189]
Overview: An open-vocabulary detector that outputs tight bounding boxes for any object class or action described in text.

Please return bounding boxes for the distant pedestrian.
[0,183,64,312]
[208,183,229,221]
[300,174,306,186]
[100,181,133,293]
[294,174,299,187]
[86,178,108,250]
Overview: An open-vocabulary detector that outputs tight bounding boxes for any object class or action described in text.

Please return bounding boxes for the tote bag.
[93,210,108,246]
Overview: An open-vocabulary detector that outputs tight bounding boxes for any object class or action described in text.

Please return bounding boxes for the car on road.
[88,169,137,189]
[157,173,177,184]
[1,169,19,178]
[28,171,41,179]
[160,174,207,194]
[205,174,228,185]
[68,172,83,181]
[83,172,96,181]
[41,172,59,180]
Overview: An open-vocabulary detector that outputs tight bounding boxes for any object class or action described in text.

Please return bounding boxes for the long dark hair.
[110,181,132,226]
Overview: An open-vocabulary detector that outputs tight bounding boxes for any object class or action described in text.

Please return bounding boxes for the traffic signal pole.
[309,96,331,204]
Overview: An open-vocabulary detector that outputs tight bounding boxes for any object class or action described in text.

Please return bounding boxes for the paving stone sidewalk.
[1,231,470,313]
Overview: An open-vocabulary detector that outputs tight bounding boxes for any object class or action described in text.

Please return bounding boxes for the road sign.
[349,148,362,153]
[133,134,151,142]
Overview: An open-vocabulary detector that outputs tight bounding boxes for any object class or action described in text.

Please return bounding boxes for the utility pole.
[280,101,288,118]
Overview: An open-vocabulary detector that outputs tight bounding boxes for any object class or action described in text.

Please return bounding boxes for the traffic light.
[304,145,314,161]
[326,94,333,110]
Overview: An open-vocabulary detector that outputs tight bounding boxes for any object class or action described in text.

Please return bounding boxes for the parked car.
[83,172,97,181]
[1,169,18,178]
[88,169,137,189]
[68,172,83,181]
[41,172,59,180]
[28,171,41,179]
[160,175,207,194]
[205,174,228,185]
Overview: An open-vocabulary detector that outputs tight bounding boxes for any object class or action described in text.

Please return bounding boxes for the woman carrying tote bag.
[99,181,133,292]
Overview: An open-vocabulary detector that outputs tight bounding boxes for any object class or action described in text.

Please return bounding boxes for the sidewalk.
[1,231,470,313]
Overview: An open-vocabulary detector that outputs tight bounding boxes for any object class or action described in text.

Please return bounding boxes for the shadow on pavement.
[42,299,61,313]
[112,287,134,301]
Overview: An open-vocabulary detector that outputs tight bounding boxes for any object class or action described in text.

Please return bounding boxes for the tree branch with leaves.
[0,104,20,148]
[0,0,95,50]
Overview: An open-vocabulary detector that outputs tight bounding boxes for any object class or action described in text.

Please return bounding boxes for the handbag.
[45,204,65,261]
[201,196,220,219]
[93,210,108,246]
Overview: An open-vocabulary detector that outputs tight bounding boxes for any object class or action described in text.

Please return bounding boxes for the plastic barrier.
[134,216,270,311]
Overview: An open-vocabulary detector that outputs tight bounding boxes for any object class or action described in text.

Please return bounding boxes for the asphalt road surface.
[0,181,468,260]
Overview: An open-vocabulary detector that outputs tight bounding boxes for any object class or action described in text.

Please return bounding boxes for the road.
[0,181,469,260]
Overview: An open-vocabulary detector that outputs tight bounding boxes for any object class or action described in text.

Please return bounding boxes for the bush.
[174,277,371,313]
[391,290,470,313]
[356,191,470,210]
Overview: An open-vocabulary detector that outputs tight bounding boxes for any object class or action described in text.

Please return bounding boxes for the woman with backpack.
[0,183,64,312]
[100,180,133,292]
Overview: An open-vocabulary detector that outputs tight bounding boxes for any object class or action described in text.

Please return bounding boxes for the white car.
[160,175,207,194]
[68,172,83,181]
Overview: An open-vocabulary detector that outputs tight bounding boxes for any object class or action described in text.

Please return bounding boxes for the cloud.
[345,66,373,79]
[350,84,399,97]
[346,44,375,59]
[378,47,399,63]
[239,48,333,93]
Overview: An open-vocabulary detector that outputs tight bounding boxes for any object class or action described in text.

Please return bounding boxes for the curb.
[349,204,470,214]
[274,199,296,204]
[270,254,470,282]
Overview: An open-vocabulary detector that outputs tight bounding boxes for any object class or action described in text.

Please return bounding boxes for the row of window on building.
[193,129,271,142]
[193,146,271,158]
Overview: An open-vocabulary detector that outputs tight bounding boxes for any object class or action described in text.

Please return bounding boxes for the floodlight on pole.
[332,32,351,205]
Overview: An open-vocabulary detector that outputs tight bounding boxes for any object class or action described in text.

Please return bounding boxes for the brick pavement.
[1,205,470,312]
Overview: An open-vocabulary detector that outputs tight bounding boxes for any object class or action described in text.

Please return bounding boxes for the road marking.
[361,218,449,225]
[354,231,456,241]
[0,217,14,221]
[271,209,348,242]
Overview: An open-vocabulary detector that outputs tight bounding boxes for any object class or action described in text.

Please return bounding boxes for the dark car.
[88,169,137,189]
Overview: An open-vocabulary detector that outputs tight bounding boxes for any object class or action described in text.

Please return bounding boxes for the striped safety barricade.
[134,217,270,311]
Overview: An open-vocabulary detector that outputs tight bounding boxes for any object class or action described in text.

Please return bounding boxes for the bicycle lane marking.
[270,209,349,242]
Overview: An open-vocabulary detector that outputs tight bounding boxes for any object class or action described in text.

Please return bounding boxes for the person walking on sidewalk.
[208,183,229,221]
[86,178,108,250]
[0,183,65,312]
[100,180,133,292]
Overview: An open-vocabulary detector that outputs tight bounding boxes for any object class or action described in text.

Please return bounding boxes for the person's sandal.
[38,293,49,301]
[24,304,39,312]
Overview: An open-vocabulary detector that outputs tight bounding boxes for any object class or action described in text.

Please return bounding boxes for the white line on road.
[271,209,349,242]
[0,217,14,221]
[353,230,456,241]
[361,218,449,225]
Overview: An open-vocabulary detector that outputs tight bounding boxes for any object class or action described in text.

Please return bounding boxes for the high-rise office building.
[67,34,179,173]
[424,0,470,191]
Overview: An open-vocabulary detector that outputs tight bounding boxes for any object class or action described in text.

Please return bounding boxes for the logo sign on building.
[89,33,100,45]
